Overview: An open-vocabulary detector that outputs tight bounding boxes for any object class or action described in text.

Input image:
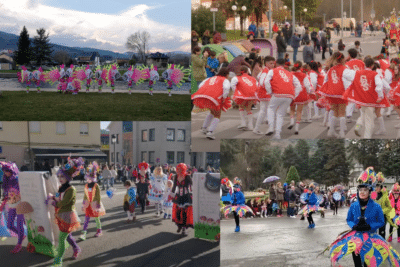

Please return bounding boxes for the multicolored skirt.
[223,204,253,218]
[297,204,324,215]
[55,209,81,233]
[84,201,106,218]
[330,230,400,267]
[172,204,193,228]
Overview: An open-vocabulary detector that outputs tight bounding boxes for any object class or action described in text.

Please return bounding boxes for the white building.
[107,121,191,167]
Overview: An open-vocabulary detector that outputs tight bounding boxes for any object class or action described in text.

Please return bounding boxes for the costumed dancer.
[48,158,83,266]
[148,65,160,96]
[223,178,253,232]
[171,163,193,236]
[162,64,190,97]
[123,180,137,223]
[66,77,82,95]
[345,48,365,122]
[94,66,108,93]
[79,162,105,241]
[342,57,388,138]
[307,61,326,121]
[0,162,25,253]
[288,61,311,135]
[253,56,275,135]
[122,66,134,94]
[328,168,400,267]
[57,64,67,93]
[162,179,174,219]
[231,66,259,131]
[135,162,150,214]
[192,67,232,140]
[332,187,342,215]
[373,172,393,240]
[298,183,323,228]
[84,65,93,93]
[65,64,74,80]
[32,67,45,93]
[108,64,120,94]
[318,52,356,138]
[221,178,233,205]
[149,166,168,217]
[385,59,400,130]
[19,66,32,93]
[264,58,302,139]
[388,183,400,242]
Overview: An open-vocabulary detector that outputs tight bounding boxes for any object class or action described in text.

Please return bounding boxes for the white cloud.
[0,0,190,52]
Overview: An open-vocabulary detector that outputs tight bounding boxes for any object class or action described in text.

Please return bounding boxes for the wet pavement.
[221,206,400,267]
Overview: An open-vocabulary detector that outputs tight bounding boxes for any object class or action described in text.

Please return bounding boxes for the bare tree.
[126,31,151,63]
[53,50,71,65]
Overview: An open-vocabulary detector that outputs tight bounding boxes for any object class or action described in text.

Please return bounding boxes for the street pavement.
[0,79,191,95]
[0,181,219,267]
[192,108,400,152]
[221,206,400,267]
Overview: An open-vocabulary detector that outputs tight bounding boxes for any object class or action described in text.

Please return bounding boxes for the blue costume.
[206,57,219,78]
[346,198,384,233]
[223,184,252,232]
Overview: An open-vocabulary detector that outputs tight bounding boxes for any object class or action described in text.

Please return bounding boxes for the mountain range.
[0,31,189,59]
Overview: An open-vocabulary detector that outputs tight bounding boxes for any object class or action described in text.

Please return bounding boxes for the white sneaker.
[206,131,215,140]
[312,115,321,120]
[260,215,264,218]
[304,119,312,123]
[168,92,171,97]
[290,215,296,218]
[201,128,208,134]
[272,134,281,139]
[237,124,247,130]
[346,117,352,123]
[247,119,254,131]
[354,125,362,137]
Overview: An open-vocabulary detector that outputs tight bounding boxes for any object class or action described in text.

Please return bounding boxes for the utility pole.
[268,0,272,38]
[292,0,295,36]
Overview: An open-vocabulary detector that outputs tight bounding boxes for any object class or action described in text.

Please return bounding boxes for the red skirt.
[193,97,232,112]
[55,209,81,233]
[292,88,310,105]
[326,96,348,105]
[235,99,257,106]
[172,204,193,228]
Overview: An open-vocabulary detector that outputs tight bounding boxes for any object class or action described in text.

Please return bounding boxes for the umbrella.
[263,176,280,183]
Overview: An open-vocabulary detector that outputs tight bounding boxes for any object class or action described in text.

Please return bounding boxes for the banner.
[193,172,220,241]
[19,170,60,257]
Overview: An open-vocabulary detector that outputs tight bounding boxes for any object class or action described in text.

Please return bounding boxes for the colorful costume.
[148,170,167,216]
[123,66,134,94]
[32,67,45,93]
[124,186,137,221]
[19,66,33,93]
[389,183,400,242]
[94,66,108,93]
[135,162,150,214]
[162,180,174,219]
[329,167,400,267]
[373,173,394,240]
[108,64,120,93]
[172,163,193,235]
[50,158,83,267]
[162,64,190,96]
[0,162,25,253]
[298,183,323,228]
[80,162,105,241]
[148,65,160,95]
[85,65,93,92]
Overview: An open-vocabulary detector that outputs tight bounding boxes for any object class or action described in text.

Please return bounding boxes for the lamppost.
[111,134,116,166]
[323,13,326,29]
[268,0,272,39]
[240,5,247,36]
[284,6,288,23]
[292,0,295,35]
[341,0,344,38]
[232,5,237,33]
[303,8,307,23]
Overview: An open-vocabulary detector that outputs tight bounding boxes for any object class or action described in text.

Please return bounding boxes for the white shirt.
[384,69,393,85]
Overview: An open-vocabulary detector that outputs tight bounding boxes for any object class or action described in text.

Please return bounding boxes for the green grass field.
[0,92,190,121]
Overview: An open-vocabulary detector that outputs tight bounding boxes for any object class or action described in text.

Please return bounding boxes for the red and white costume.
[346,59,365,72]
[253,67,272,133]
[192,76,231,111]
[379,59,390,72]
[292,71,311,105]
[264,66,302,138]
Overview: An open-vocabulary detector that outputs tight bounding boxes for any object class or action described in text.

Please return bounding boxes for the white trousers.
[355,107,375,138]
[254,101,269,131]
[267,96,292,134]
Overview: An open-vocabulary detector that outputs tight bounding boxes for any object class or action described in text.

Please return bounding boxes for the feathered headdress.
[376,172,385,184]
[85,161,99,182]
[392,183,400,193]
[357,166,376,190]
[57,157,84,181]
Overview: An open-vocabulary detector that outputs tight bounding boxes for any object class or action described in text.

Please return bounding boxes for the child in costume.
[0,162,25,253]
[48,157,83,267]
[162,180,174,219]
[19,66,33,93]
[298,183,323,228]
[389,183,400,242]
[108,64,121,94]
[123,66,134,94]
[123,180,137,223]
[162,64,175,97]
[172,163,193,235]
[373,172,394,240]
[32,67,45,93]
[328,167,400,267]
[80,162,105,241]
[94,66,108,93]
[85,65,93,92]
[149,166,168,217]
[135,162,150,214]
[148,65,160,96]
[162,64,189,97]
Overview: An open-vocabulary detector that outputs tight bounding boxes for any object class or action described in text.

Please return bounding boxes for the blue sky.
[0,0,190,52]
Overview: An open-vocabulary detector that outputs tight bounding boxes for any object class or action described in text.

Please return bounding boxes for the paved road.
[221,206,400,267]
[192,108,400,152]
[0,79,191,95]
[0,181,219,267]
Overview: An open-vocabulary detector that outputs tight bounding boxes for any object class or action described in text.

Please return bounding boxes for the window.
[166,128,175,141]
[142,130,148,142]
[116,134,119,144]
[116,152,119,163]
[177,129,185,142]
[0,122,3,131]
[167,151,174,164]
[56,122,66,134]
[149,151,155,164]
[111,152,114,163]
[80,123,88,135]
[177,152,185,163]
[29,122,41,133]
[149,129,155,141]
[141,151,147,162]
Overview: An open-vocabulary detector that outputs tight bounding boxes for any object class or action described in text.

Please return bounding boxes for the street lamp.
[111,134,116,166]
[303,8,307,23]
[241,6,247,36]
[284,6,288,23]
[232,5,237,33]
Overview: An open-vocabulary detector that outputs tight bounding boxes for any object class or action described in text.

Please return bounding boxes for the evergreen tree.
[14,26,31,66]
[286,166,300,184]
[294,139,310,180]
[32,28,53,66]
[282,145,299,169]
